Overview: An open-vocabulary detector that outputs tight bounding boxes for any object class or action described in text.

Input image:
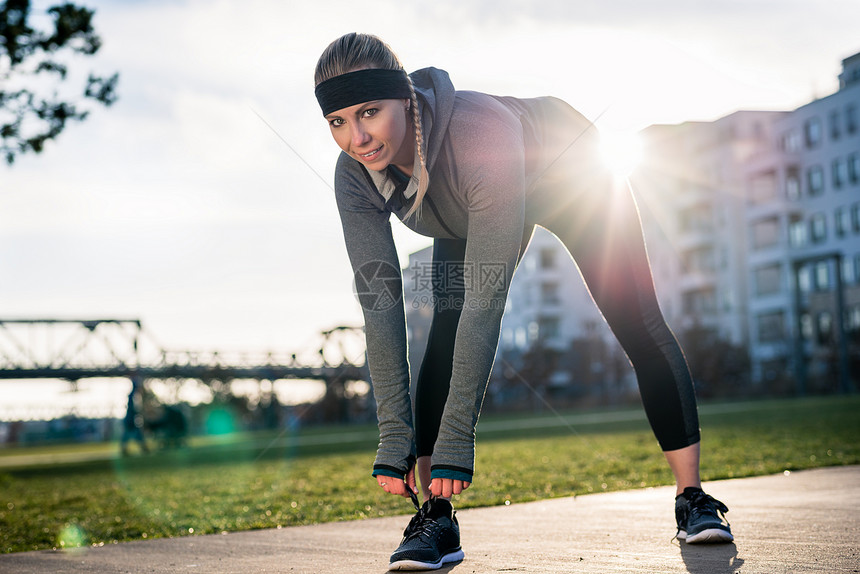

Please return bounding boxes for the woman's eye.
[363,108,378,117]
[329,118,344,127]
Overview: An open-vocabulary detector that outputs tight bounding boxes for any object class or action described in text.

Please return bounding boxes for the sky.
[1,0,859,419]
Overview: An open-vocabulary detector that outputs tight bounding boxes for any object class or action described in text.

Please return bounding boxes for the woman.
[314,33,733,571]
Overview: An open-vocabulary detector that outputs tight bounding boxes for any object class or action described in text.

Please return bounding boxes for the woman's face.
[325,98,414,174]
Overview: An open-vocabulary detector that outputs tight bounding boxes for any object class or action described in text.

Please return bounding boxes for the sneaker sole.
[681,528,734,544]
[389,549,465,571]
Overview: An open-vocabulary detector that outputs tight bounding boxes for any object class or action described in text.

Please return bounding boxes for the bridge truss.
[0,319,369,422]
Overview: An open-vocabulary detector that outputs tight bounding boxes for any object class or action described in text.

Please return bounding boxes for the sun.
[599,130,643,178]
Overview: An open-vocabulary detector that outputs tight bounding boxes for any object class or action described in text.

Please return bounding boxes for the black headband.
[315,68,412,116]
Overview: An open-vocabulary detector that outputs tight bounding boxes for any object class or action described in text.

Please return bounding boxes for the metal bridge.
[0,319,370,425]
[0,318,368,384]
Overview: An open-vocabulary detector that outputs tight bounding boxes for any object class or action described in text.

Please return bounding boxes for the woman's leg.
[664,443,702,495]
[414,238,467,500]
[541,174,702,491]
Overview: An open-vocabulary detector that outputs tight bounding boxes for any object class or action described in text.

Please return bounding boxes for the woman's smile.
[358,144,384,161]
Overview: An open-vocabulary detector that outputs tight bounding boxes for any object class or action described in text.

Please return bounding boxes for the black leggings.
[414,178,700,457]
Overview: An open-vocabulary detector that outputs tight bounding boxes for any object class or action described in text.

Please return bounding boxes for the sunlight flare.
[599,130,643,177]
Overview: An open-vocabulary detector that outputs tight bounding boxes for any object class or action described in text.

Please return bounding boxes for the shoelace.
[687,490,730,525]
[408,486,421,512]
[402,505,428,539]
[401,491,446,542]
[401,489,427,539]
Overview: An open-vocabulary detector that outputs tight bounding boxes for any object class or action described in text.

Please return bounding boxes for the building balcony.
[676,228,716,251]
[678,271,718,293]
[674,186,715,211]
[745,197,804,221]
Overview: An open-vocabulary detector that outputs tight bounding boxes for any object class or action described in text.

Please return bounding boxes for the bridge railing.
[0,319,368,383]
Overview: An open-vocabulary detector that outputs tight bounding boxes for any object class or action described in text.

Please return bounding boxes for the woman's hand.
[376,466,418,499]
[430,477,470,498]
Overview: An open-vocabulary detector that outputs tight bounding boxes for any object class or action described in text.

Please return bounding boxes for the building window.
[682,288,716,315]
[804,117,822,148]
[749,171,777,204]
[789,217,807,247]
[539,247,556,269]
[800,312,814,340]
[810,213,827,243]
[852,203,860,233]
[847,104,858,135]
[833,158,848,189]
[846,305,860,335]
[814,261,830,290]
[785,166,801,199]
[829,110,841,140]
[782,129,802,152]
[757,311,785,343]
[537,315,560,340]
[679,204,712,233]
[836,207,852,237]
[683,246,715,272]
[754,264,782,296]
[848,153,860,184]
[541,281,560,304]
[842,255,858,284]
[797,265,812,293]
[515,327,527,349]
[816,312,834,345]
[807,166,824,196]
[751,217,780,250]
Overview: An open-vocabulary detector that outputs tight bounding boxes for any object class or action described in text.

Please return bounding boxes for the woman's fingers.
[430,478,470,498]
[379,474,468,499]
[405,466,419,496]
[376,475,416,499]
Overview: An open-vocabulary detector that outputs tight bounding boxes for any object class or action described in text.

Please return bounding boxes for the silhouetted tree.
[518,338,562,412]
[1,0,118,164]
[680,325,751,398]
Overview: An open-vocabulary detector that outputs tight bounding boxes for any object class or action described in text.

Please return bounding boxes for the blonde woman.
[314,32,732,571]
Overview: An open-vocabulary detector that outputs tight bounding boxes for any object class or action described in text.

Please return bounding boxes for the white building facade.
[637,51,860,392]
[743,52,860,392]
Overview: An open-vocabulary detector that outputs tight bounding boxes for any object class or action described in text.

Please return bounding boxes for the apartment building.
[743,52,860,391]
[637,51,860,391]
[636,111,787,346]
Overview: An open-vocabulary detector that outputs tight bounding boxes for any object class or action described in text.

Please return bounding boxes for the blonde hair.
[315,33,429,219]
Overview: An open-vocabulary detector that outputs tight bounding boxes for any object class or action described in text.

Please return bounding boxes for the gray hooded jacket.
[333,67,595,482]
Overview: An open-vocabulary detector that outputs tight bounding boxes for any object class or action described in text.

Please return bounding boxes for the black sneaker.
[675,487,734,544]
[388,496,464,571]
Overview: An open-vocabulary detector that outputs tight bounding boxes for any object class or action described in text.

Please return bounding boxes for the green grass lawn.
[1,395,858,553]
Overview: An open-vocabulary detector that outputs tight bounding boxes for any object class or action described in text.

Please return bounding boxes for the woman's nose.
[351,124,370,147]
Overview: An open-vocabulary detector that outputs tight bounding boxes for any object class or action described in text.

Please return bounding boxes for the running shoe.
[388,496,464,571]
[675,487,734,544]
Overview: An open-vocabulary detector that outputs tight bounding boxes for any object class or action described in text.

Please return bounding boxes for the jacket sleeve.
[429,103,527,483]
[333,153,416,478]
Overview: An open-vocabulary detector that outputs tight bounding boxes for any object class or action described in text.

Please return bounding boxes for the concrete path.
[3,465,858,573]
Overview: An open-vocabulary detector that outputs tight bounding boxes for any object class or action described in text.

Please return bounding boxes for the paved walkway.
[3,465,858,573]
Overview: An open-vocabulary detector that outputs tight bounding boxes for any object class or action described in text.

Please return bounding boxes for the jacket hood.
[410,67,456,174]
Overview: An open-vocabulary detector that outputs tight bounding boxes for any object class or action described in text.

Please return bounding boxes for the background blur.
[1,0,858,439]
